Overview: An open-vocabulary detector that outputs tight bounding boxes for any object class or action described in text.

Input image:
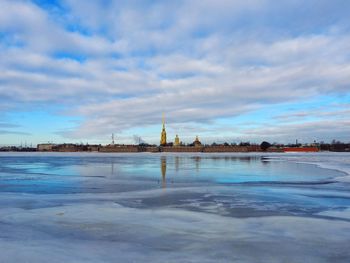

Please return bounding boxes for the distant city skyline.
[0,0,349,145]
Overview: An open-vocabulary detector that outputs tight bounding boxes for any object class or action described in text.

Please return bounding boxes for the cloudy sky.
[0,0,349,145]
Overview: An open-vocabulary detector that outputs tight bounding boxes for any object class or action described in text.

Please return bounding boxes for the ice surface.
[1,201,350,263]
[267,152,350,182]
[0,152,350,262]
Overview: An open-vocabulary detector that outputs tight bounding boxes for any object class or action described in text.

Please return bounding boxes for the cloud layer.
[0,0,349,143]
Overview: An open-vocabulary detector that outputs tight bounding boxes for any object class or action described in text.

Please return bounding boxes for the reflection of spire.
[175,156,179,172]
[194,156,201,172]
[111,160,118,176]
[161,157,167,188]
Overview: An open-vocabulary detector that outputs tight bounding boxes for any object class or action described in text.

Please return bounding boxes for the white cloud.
[239,119,350,143]
[0,0,349,143]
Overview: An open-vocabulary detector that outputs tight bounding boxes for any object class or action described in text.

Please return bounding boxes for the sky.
[0,0,349,146]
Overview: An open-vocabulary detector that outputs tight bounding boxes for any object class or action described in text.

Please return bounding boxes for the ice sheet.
[0,152,350,262]
[268,152,350,182]
[1,193,350,263]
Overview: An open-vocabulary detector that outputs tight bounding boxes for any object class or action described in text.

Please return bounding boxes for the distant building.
[174,134,180,147]
[283,147,319,152]
[193,136,202,147]
[160,114,167,146]
[88,145,101,152]
[56,143,82,152]
[37,143,55,151]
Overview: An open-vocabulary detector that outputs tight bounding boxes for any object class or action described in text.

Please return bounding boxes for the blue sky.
[0,0,349,145]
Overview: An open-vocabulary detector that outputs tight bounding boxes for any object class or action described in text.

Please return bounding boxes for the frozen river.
[0,152,350,262]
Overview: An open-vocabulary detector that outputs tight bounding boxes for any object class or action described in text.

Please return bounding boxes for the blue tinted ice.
[0,152,349,262]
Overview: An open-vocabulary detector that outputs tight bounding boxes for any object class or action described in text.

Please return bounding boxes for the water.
[0,152,350,262]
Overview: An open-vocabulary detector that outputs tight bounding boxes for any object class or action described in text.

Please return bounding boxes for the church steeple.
[160,113,167,146]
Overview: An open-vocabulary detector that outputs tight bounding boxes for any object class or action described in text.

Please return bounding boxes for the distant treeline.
[318,142,350,152]
[261,141,350,152]
[0,146,37,152]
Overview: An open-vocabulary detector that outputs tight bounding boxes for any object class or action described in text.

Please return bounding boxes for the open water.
[0,152,350,262]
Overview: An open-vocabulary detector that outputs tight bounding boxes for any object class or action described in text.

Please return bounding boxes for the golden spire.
[160,113,167,146]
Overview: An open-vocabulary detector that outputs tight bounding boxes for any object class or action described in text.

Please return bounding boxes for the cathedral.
[160,115,167,146]
[160,115,200,147]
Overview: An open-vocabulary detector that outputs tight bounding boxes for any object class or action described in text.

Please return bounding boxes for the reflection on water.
[175,156,179,173]
[193,156,201,172]
[0,154,346,194]
[111,161,115,176]
[161,157,166,188]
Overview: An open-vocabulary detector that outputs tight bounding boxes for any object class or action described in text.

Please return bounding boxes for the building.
[174,134,180,147]
[37,143,55,151]
[193,136,202,147]
[160,114,167,146]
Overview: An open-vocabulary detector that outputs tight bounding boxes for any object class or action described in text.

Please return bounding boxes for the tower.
[160,114,167,146]
[193,135,202,147]
[174,134,180,147]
